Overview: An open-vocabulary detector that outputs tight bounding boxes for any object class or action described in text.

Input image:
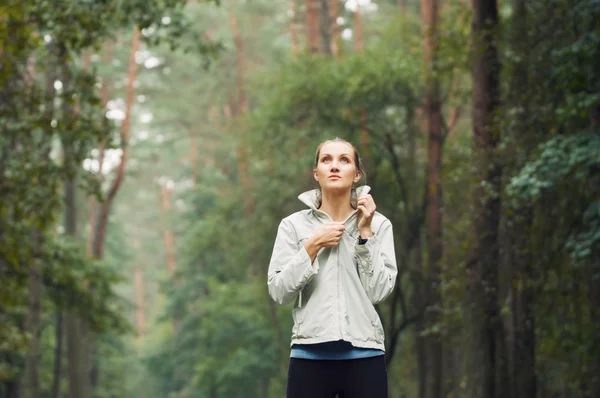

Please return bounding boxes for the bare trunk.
[504,1,535,397]
[290,0,300,56]
[590,252,600,398]
[134,267,146,339]
[304,0,320,53]
[421,0,444,397]
[329,0,341,58]
[86,28,139,393]
[160,185,178,278]
[21,261,42,398]
[158,183,179,331]
[229,8,252,196]
[51,312,64,398]
[92,28,139,259]
[353,3,364,53]
[189,132,199,188]
[468,1,501,398]
[57,41,89,398]
[353,4,370,165]
[65,175,87,398]
[318,0,332,56]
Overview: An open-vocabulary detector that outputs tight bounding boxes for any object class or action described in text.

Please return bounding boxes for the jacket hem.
[290,336,385,352]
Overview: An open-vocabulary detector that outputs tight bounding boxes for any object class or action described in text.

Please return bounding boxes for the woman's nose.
[330,162,340,171]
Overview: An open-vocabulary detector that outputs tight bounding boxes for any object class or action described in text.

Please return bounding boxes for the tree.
[467,0,502,397]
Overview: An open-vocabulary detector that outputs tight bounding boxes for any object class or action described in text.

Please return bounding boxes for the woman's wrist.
[304,236,321,262]
[359,228,373,238]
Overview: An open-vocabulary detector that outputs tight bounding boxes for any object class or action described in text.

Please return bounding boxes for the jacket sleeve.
[267,219,319,306]
[354,219,397,304]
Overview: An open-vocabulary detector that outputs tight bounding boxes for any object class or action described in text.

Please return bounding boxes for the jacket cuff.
[355,234,377,275]
[297,246,319,285]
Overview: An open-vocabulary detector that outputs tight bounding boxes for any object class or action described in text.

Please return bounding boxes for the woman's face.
[314,141,361,192]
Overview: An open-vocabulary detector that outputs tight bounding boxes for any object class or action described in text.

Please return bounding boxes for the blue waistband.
[290,340,384,360]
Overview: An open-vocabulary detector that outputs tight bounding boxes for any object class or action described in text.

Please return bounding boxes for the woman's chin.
[321,181,353,192]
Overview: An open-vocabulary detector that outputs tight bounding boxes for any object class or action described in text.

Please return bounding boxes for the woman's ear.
[313,168,319,182]
[353,170,362,183]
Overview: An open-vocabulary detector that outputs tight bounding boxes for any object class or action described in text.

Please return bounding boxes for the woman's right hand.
[304,222,345,262]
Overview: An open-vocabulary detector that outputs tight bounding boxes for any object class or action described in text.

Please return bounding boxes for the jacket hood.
[297,185,371,210]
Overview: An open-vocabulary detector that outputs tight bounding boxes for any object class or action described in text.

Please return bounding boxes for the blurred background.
[1,0,598,397]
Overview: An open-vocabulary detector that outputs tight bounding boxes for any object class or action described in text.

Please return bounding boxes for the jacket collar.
[297,185,371,210]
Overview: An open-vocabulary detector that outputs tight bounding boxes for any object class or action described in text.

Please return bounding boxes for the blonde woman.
[267,138,397,398]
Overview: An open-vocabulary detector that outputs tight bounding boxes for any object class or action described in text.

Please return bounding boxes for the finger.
[357,204,369,216]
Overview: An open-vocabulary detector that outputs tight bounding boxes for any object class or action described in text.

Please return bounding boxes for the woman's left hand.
[357,194,376,237]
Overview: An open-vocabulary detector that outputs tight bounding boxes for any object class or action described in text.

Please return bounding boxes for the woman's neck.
[319,190,354,222]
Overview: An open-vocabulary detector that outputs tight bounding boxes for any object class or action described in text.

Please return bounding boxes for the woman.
[267,138,397,398]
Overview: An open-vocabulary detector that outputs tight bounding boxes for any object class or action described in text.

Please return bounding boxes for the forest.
[1,0,598,397]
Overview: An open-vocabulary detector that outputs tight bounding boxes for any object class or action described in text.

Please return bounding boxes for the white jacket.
[267,186,397,351]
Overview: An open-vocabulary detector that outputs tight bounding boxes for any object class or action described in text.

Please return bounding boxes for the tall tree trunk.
[21,259,42,398]
[22,45,55,398]
[353,3,364,53]
[228,8,252,204]
[289,0,300,56]
[159,185,178,279]
[87,27,140,393]
[468,1,501,398]
[420,0,444,397]
[57,42,89,398]
[134,266,146,339]
[329,0,341,58]
[590,252,600,398]
[504,1,535,398]
[92,27,139,259]
[353,4,370,165]
[304,0,320,53]
[158,183,180,331]
[65,178,87,398]
[51,312,64,398]
[318,0,332,56]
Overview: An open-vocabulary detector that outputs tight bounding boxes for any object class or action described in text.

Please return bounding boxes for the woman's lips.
[329,175,341,179]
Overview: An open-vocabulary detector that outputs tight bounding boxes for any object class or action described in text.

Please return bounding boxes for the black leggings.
[286,356,388,398]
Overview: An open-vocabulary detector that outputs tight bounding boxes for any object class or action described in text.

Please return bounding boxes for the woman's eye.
[322,157,331,163]
[341,158,349,163]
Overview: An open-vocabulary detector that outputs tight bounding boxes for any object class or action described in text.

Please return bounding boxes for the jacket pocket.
[371,316,385,343]
[292,306,305,338]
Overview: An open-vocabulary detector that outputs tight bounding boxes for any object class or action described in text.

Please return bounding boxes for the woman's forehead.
[319,141,354,155]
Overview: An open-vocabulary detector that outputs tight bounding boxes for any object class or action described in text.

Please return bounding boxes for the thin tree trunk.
[329,0,341,58]
[304,0,320,53]
[318,0,332,56]
[229,8,255,215]
[92,28,139,259]
[21,260,42,398]
[468,1,501,398]
[158,183,180,331]
[51,312,64,398]
[160,184,178,279]
[290,0,300,56]
[353,3,364,53]
[421,0,444,397]
[187,129,199,188]
[134,266,146,339]
[65,183,86,398]
[590,252,600,398]
[353,4,370,165]
[57,41,89,398]
[86,27,140,393]
[504,1,535,397]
